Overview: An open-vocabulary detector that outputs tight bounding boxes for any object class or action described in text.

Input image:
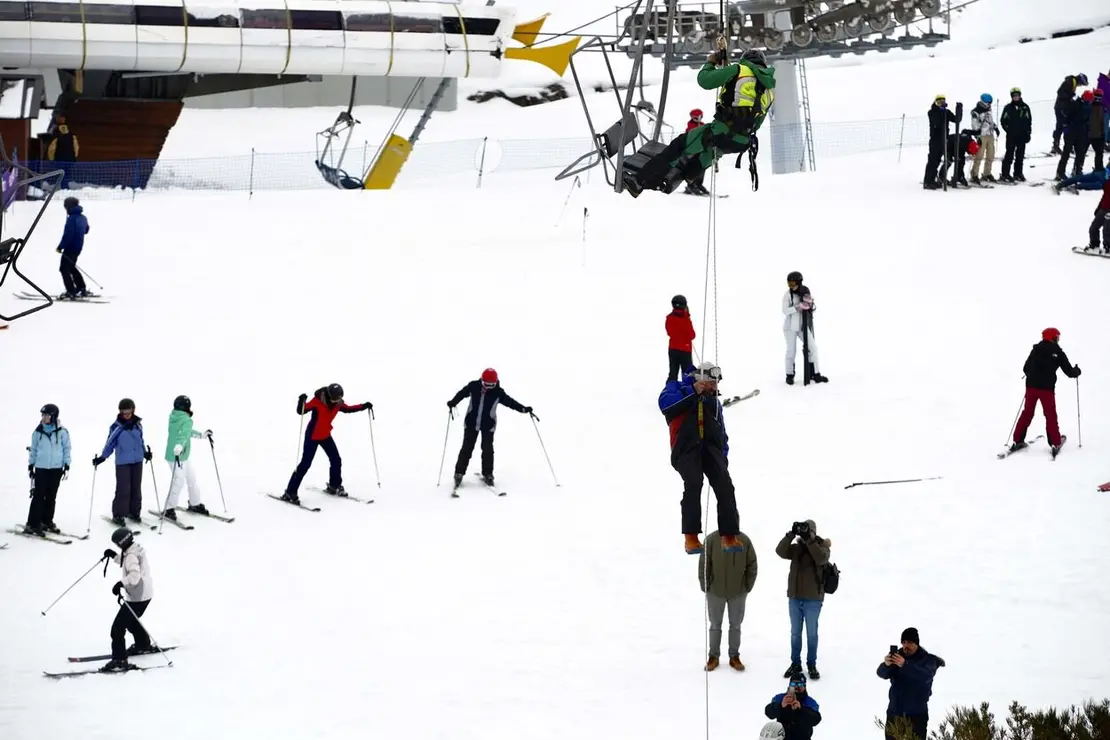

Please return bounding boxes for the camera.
[792,521,810,537]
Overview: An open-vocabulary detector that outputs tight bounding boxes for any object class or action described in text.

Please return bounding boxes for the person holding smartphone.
[764,672,821,740]
[877,628,946,740]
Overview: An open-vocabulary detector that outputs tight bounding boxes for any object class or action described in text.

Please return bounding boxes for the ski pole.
[529,412,560,487]
[208,436,228,512]
[120,598,173,666]
[1076,377,1083,448]
[555,174,580,226]
[436,409,453,486]
[85,465,98,536]
[295,398,307,468]
[367,409,381,488]
[1004,389,1025,447]
[76,262,104,290]
[157,458,181,536]
[844,477,943,490]
[41,554,110,616]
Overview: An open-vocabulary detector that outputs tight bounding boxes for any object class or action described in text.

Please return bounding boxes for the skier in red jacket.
[281,383,372,505]
[684,109,710,196]
[1088,176,1110,253]
[666,294,696,382]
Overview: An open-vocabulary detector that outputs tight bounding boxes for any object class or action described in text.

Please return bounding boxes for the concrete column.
[768,57,806,174]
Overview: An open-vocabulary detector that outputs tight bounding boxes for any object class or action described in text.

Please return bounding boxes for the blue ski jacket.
[58,205,89,255]
[101,414,146,465]
[30,423,72,469]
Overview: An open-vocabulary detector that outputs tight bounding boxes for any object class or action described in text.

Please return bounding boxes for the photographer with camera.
[878,628,945,740]
[776,519,831,680]
[764,671,821,740]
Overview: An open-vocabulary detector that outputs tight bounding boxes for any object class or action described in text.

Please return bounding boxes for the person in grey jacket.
[776,519,832,680]
[699,529,758,671]
[101,527,155,673]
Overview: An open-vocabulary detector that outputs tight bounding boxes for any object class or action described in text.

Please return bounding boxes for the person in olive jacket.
[878,627,946,740]
[776,519,831,680]
[698,529,757,671]
[765,672,821,740]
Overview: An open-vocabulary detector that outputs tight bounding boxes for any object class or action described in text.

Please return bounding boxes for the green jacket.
[699,530,758,599]
[775,519,832,602]
[678,60,777,168]
[165,409,201,462]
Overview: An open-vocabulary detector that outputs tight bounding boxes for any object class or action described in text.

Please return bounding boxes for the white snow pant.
[164,458,201,509]
[784,328,819,375]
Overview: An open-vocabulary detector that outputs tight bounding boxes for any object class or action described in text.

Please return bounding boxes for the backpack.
[821,562,841,595]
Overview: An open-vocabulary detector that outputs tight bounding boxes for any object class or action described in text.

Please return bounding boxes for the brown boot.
[705,656,719,671]
[729,656,745,671]
[721,535,744,552]
[684,534,704,554]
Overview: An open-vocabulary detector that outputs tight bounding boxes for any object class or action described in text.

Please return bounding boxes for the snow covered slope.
[1,149,1108,739]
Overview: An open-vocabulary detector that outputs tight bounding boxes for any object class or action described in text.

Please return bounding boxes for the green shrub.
[873,701,1110,740]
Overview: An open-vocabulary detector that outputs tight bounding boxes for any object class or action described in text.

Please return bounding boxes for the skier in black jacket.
[924,95,957,189]
[1011,328,1081,457]
[1000,87,1032,182]
[447,368,532,488]
[765,672,822,740]
[1053,73,1087,154]
[1057,92,1093,180]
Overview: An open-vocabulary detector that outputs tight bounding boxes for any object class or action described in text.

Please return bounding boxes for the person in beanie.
[666,294,696,382]
[282,384,372,505]
[100,527,155,673]
[55,196,89,300]
[777,519,831,680]
[683,109,710,195]
[447,369,533,489]
[699,528,757,671]
[999,87,1032,183]
[25,403,71,535]
[1010,328,1081,457]
[783,272,828,385]
[765,672,822,740]
[659,361,743,555]
[93,399,152,526]
[878,628,946,740]
[161,395,212,520]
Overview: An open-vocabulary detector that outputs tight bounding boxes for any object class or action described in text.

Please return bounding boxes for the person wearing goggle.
[764,671,821,740]
[446,368,533,490]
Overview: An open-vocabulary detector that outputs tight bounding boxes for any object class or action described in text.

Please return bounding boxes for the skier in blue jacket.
[93,398,152,525]
[56,196,89,299]
[26,403,72,535]
[1053,167,1109,193]
[765,672,822,740]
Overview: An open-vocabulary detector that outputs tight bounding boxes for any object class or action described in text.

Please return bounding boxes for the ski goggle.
[481,381,496,389]
[789,680,806,689]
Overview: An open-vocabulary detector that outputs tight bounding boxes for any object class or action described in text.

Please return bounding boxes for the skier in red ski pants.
[1010,328,1081,454]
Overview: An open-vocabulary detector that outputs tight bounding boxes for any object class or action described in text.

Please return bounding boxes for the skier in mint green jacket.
[161,395,211,520]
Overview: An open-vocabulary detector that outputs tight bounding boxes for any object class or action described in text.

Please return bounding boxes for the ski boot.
[970,175,981,186]
[111,516,126,526]
[161,508,177,521]
[807,663,821,680]
[1051,435,1067,459]
[786,374,795,386]
[126,515,142,525]
[1008,441,1028,453]
[783,662,803,679]
[1015,173,1026,182]
[187,503,209,515]
[280,490,301,506]
[99,659,136,673]
[324,484,348,497]
[453,473,463,488]
[126,643,157,656]
[999,173,1014,183]
[24,523,44,536]
[43,522,61,534]
[480,475,495,487]
[684,534,704,554]
[983,174,997,183]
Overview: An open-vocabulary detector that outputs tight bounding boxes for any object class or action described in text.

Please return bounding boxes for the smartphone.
[889,645,898,655]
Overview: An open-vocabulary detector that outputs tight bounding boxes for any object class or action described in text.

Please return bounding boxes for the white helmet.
[693,361,722,382]
[759,722,786,740]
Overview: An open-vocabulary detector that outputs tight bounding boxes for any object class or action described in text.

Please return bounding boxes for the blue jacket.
[58,205,89,255]
[877,646,945,716]
[658,376,729,458]
[765,693,821,740]
[101,414,146,465]
[29,424,72,469]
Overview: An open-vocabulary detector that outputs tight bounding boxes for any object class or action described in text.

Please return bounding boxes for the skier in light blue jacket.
[26,403,71,535]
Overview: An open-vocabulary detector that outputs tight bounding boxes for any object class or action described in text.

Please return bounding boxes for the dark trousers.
[886,713,929,740]
[455,427,494,477]
[287,435,341,493]
[668,349,693,382]
[1001,138,1026,177]
[1053,107,1067,148]
[112,462,143,519]
[1079,139,1105,172]
[27,467,64,528]
[1014,387,1061,447]
[1091,209,1110,250]
[59,252,86,295]
[1057,136,1084,178]
[673,445,739,535]
[111,599,151,659]
[924,139,943,185]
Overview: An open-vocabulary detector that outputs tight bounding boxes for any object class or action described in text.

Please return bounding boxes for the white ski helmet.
[759,722,786,740]
[693,361,722,382]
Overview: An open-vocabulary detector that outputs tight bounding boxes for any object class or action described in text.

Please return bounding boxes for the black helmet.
[173,395,191,412]
[742,48,768,67]
[326,383,344,402]
[118,398,135,412]
[671,294,688,309]
[40,403,59,422]
[111,527,134,551]
[787,271,803,283]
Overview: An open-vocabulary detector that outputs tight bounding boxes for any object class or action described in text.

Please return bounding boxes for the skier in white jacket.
[970,94,1000,183]
[783,271,828,385]
[101,527,155,672]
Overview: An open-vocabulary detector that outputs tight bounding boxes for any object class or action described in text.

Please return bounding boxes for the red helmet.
[1083,90,1095,102]
[481,368,498,384]
[966,139,980,155]
[1042,327,1061,342]
[690,108,703,119]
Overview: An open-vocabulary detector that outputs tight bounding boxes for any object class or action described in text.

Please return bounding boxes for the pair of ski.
[13,291,111,304]
[143,508,236,529]
[1072,247,1110,259]
[266,485,375,513]
[5,523,91,545]
[997,434,1067,460]
[44,646,180,678]
[721,389,760,407]
[453,472,506,498]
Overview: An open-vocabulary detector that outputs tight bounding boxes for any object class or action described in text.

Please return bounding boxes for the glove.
[143,448,152,461]
[1074,365,1082,377]
[103,548,117,561]
[523,406,534,414]
[28,464,34,478]
[204,429,213,440]
[62,463,70,478]
[798,301,812,311]
[112,581,124,597]
[173,444,184,456]
[299,393,308,402]
[363,402,373,412]
[447,400,456,409]
[92,455,105,467]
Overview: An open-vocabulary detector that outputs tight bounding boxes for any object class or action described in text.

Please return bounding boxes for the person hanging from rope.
[659,361,744,556]
[622,43,776,198]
